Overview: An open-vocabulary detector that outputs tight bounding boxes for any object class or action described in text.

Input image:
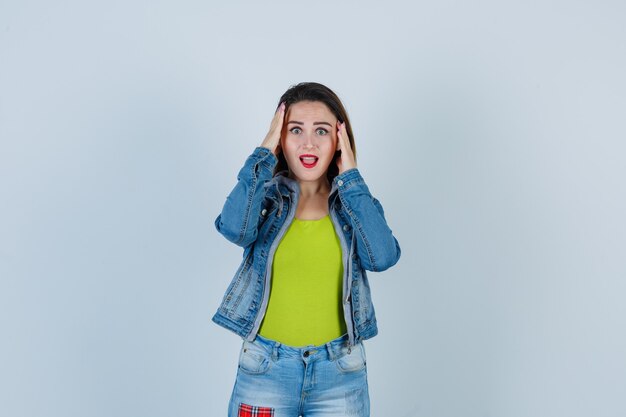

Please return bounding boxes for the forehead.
[286,101,336,121]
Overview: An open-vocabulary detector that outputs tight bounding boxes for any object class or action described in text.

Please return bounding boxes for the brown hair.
[274,82,356,183]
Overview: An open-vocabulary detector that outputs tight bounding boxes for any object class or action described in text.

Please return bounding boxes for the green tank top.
[258,214,346,347]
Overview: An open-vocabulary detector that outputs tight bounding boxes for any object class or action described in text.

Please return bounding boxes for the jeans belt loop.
[325,342,335,361]
[272,342,280,362]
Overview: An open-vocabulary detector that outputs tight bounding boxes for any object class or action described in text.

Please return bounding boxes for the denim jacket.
[212,146,401,349]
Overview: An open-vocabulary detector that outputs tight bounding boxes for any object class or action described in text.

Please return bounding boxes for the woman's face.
[281,100,338,184]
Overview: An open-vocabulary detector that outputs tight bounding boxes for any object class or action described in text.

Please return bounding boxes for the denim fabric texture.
[228,333,370,417]
[212,146,401,349]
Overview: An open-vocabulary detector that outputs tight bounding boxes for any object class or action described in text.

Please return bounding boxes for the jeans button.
[303,351,310,357]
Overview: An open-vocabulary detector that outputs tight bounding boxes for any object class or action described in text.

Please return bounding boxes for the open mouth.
[299,155,319,168]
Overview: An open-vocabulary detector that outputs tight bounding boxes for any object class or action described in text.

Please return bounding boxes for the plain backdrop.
[1,1,625,416]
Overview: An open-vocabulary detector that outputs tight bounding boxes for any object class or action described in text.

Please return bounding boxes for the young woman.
[213,82,401,417]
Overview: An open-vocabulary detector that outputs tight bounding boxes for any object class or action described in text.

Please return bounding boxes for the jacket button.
[337,179,344,186]
[343,224,351,232]
[261,208,267,216]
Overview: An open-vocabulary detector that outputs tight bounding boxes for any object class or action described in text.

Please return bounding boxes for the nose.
[303,132,317,149]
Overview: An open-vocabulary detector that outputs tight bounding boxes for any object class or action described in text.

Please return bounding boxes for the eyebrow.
[287,121,333,127]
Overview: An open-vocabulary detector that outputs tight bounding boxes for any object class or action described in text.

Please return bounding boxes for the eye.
[316,128,328,135]
[289,127,302,134]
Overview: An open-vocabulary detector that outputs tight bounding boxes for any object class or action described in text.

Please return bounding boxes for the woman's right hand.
[260,102,285,156]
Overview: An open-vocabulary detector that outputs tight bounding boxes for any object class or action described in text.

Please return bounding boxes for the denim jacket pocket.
[238,339,272,375]
[259,196,279,224]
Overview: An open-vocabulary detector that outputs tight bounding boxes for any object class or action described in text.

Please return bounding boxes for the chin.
[289,160,331,181]
[293,172,326,182]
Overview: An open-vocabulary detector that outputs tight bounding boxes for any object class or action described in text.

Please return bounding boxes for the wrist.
[260,141,279,155]
[338,164,357,175]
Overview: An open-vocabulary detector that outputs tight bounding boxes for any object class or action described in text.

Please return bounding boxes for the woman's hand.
[335,121,357,174]
[260,102,285,156]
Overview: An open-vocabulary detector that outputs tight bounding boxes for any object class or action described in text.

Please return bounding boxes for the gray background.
[1,1,625,416]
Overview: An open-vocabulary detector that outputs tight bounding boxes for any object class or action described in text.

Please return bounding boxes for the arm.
[215,102,285,247]
[333,121,401,271]
[214,147,277,247]
[334,168,401,272]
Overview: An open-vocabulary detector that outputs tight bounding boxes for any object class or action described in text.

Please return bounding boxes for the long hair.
[274,82,356,183]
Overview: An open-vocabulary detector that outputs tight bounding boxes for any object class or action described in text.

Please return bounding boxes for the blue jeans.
[228,333,370,416]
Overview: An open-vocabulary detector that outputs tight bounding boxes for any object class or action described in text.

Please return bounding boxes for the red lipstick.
[299,154,319,168]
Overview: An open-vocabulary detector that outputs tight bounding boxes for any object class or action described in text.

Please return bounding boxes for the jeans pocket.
[238,340,272,375]
[335,342,367,373]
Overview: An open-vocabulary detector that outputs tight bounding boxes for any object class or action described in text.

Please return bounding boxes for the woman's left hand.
[336,121,357,174]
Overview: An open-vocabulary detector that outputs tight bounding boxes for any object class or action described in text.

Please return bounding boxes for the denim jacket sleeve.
[334,168,401,272]
[214,147,277,247]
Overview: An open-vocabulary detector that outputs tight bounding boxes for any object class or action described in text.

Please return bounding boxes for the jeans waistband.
[250,333,355,362]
